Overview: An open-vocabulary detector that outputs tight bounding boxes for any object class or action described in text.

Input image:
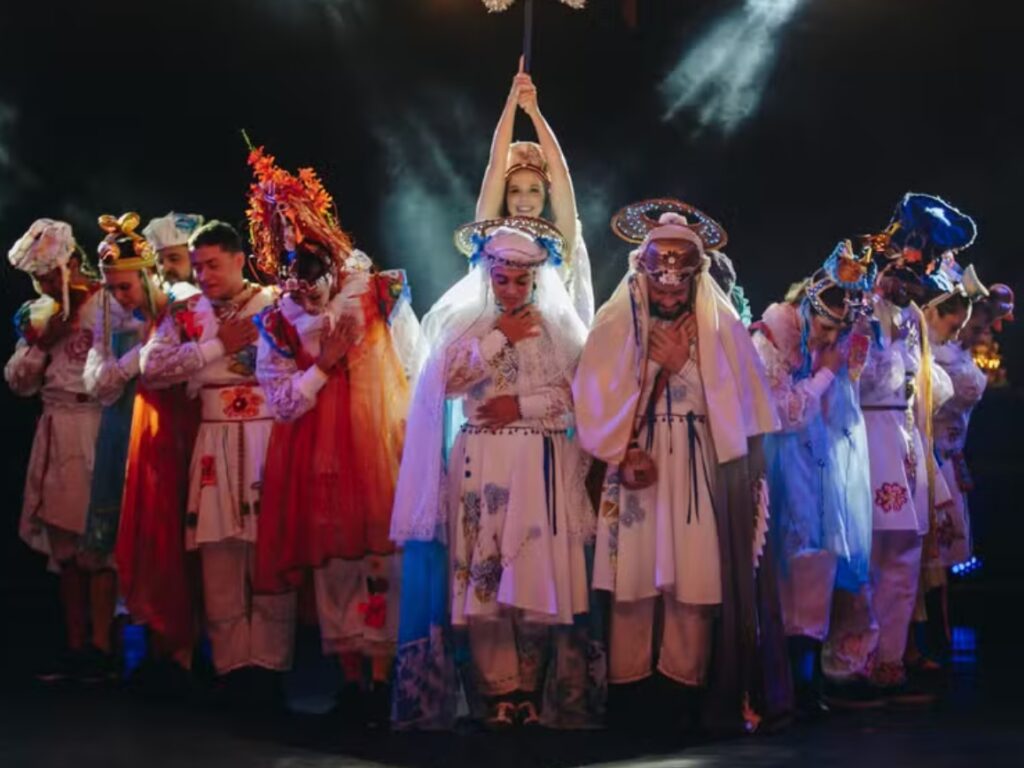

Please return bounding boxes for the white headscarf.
[573,257,779,466]
[142,212,204,251]
[390,253,587,545]
[8,219,78,318]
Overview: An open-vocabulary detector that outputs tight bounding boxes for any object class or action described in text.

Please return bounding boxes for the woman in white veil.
[390,216,602,729]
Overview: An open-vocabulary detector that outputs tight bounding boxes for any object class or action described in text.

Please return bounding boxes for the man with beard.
[573,199,789,735]
[143,212,204,287]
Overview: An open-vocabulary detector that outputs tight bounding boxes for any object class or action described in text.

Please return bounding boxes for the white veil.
[390,260,587,545]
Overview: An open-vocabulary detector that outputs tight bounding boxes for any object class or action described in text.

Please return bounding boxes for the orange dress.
[116,319,201,650]
[254,276,410,594]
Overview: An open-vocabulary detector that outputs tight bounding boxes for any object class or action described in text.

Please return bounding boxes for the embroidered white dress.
[932,340,986,565]
[593,347,722,607]
[446,325,592,626]
[141,286,276,550]
[6,291,105,562]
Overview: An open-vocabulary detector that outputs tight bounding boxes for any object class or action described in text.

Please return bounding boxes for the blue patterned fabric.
[81,329,139,555]
[764,364,871,591]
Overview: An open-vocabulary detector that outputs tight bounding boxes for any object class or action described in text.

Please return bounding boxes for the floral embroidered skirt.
[185,414,272,550]
[863,410,928,535]
[19,405,102,565]
[449,425,591,626]
[594,413,722,606]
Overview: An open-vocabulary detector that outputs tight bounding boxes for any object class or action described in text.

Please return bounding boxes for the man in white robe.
[573,199,788,734]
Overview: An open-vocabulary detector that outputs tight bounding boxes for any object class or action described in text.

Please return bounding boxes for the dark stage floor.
[0,584,1019,768]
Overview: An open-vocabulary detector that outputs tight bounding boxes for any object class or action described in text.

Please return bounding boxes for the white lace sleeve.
[4,340,47,397]
[518,376,574,428]
[255,334,328,422]
[562,230,595,327]
[952,358,987,410]
[389,300,428,383]
[753,332,834,432]
[444,329,514,395]
[140,311,222,389]
[84,344,139,406]
[930,361,954,414]
[83,310,140,405]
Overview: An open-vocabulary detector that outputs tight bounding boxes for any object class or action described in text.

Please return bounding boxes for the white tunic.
[445,325,592,626]
[141,285,276,549]
[6,291,104,557]
[594,349,722,606]
[932,339,987,564]
[83,295,146,405]
[861,301,953,535]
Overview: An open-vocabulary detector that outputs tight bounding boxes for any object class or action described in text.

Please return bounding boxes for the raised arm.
[517,74,579,254]
[476,68,522,221]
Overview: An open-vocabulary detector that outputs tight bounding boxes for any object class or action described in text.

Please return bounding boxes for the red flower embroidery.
[175,309,203,342]
[200,456,216,487]
[219,387,264,419]
[875,482,909,513]
[934,504,961,549]
[64,328,93,364]
[358,595,388,629]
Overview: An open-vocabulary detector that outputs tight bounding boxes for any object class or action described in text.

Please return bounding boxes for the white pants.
[779,550,838,641]
[201,539,296,674]
[823,531,922,683]
[314,555,401,657]
[467,613,550,696]
[609,595,714,686]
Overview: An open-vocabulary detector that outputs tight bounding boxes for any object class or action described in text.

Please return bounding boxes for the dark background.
[0,0,1021,668]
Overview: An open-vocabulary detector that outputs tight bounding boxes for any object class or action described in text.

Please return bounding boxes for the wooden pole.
[523,0,534,72]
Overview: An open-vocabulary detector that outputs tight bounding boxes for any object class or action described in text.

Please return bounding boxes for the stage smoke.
[660,0,806,136]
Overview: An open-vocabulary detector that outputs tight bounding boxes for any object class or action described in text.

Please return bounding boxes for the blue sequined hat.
[886,193,977,265]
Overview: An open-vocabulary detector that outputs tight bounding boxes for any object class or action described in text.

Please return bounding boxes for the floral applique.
[470,554,503,602]
[620,494,647,528]
[483,483,510,516]
[874,482,909,513]
[219,386,264,418]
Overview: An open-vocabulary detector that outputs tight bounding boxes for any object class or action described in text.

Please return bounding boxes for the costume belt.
[460,423,567,436]
[199,383,273,423]
[42,390,101,411]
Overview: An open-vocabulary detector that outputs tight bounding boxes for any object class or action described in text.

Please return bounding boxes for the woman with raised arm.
[476,57,593,326]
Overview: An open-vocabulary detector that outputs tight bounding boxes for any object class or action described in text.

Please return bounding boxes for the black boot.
[924,587,951,666]
[787,636,827,717]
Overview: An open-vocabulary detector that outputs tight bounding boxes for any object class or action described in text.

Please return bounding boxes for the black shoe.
[332,680,364,723]
[883,679,938,707]
[34,649,83,684]
[76,646,119,685]
[607,679,649,732]
[822,679,885,710]
[365,683,392,729]
[126,657,196,702]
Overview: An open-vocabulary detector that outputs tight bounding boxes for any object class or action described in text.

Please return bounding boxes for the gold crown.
[97,212,157,271]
